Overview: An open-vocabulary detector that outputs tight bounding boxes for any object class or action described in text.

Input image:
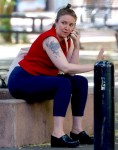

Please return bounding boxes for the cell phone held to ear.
[67,33,71,39]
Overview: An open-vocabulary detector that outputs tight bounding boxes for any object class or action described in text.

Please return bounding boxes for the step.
[0,88,94,147]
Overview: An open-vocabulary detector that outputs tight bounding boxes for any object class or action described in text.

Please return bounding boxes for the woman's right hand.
[70,29,80,50]
[96,48,104,61]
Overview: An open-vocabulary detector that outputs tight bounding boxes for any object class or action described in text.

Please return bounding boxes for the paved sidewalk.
[0,144,118,150]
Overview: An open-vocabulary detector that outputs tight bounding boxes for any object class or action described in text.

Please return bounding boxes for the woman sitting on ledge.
[8,3,104,148]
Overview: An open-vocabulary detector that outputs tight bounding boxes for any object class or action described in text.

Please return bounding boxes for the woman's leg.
[70,75,88,116]
[8,67,72,137]
[9,68,72,117]
[59,74,88,133]
[72,116,83,134]
[53,117,65,138]
[68,75,93,144]
[70,75,88,133]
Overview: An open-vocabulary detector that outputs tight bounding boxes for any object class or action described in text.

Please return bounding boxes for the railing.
[0,6,118,43]
[74,5,118,29]
[74,5,118,47]
[0,12,54,43]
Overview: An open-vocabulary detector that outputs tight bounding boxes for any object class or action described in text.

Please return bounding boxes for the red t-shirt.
[19,25,71,76]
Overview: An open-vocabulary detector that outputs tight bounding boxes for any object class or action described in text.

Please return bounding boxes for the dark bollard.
[94,60,114,150]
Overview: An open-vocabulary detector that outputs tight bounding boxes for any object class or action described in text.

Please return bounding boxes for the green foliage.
[0,0,15,42]
[21,34,30,44]
[0,18,11,30]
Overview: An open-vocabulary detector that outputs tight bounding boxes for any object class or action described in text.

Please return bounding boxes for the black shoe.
[51,134,79,148]
[70,131,94,145]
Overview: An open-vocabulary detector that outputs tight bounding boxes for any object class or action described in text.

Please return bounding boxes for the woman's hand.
[96,48,104,61]
[70,29,80,49]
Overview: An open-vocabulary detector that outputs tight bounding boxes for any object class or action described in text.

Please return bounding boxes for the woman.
[8,4,104,148]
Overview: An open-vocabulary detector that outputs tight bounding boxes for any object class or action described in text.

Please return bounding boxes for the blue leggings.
[8,67,88,117]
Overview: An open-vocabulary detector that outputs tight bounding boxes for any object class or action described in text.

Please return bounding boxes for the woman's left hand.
[96,48,104,61]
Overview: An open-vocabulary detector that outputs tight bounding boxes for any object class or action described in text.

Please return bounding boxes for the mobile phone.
[67,33,72,40]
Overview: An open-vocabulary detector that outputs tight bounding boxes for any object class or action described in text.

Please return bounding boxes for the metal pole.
[94,60,114,150]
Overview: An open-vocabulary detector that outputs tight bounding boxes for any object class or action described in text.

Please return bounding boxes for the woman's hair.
[55,3,77,22]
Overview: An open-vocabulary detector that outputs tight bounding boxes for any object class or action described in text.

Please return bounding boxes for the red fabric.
[19,25,71,76]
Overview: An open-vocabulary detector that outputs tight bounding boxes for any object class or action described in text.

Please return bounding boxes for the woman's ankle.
[52,130,65,138]
[71,128,83,134]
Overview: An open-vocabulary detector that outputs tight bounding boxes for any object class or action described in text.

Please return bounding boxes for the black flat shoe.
[51,134,79,148]
[70,131,94,145]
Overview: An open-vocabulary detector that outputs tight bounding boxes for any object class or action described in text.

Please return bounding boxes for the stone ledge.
[0,89,94,147]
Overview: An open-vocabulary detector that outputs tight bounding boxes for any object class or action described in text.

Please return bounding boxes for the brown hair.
[55,3,77,22]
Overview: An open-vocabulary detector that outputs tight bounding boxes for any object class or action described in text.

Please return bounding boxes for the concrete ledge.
[0,88,94,147]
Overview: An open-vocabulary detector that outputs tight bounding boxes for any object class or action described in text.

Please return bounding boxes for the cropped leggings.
[8,66,88,117]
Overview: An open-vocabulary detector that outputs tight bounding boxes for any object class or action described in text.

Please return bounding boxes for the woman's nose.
[65,25,70,30]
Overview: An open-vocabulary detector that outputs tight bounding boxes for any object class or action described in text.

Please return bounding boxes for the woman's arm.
[43,36,104,74]
[66,39,79,64]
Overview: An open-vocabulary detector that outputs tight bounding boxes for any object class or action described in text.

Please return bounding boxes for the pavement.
[0,144,118,150]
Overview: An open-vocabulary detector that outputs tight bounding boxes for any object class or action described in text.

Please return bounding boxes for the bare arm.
[43,36,104,74]
[67,39,79,64]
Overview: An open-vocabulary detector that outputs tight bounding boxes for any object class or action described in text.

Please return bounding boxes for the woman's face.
[55,15,76,41]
